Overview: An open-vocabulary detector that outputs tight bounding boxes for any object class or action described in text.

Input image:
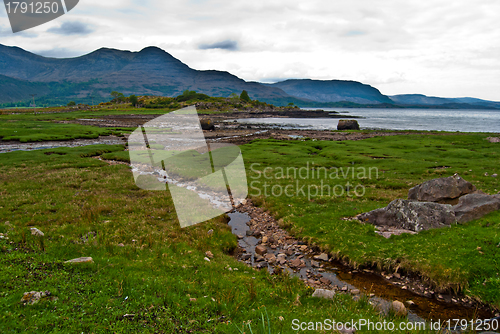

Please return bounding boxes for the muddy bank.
[231,199,496,323]
[0,135,127,154]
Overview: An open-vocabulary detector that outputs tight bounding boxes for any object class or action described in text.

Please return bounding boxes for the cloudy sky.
[1,0,500,100]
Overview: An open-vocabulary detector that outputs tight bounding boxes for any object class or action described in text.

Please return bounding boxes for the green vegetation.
[241,134,500,307]
[240,90,251,102]
[0,144,415,333]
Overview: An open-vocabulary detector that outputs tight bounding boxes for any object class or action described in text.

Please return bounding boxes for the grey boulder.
[408,174,476,203]
[358,199,456,232]
[453,193,500,223]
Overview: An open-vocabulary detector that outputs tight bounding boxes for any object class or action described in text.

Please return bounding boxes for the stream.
[227,210,497,331]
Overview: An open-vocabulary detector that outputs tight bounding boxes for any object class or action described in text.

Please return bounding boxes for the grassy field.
[241,134,500,307]
[1,103,498,332]
[0,144,424,333]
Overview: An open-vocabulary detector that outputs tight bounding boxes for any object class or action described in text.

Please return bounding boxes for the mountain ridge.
[0,43,498,108]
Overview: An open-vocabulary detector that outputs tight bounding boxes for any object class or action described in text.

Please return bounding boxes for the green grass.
[0,145,421,333]
[240,134,500,307]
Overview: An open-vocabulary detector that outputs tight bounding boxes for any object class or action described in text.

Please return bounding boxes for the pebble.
[65,257,93,264]
[20,291,55,305]
[255,245,267,255]
[204,257,210,262]
[350,289,360,295]
[314,253,329,261]
[30,228,44,237]
[312,288,335,299]
[205,251,214,258]
[391,300,407,316]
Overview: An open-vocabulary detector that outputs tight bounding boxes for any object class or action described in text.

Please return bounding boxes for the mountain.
[0,44,297,105]
[266,79,393,104]
[390,94,500,109]
[0,44,499,108]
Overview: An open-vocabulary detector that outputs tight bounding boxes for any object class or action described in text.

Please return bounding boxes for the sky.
[1,0,500,101]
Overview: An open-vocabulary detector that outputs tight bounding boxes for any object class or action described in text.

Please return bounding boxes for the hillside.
[266,79,393,104]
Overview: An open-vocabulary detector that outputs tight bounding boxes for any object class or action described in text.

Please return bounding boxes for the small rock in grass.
[391,300,407,316]
[312,289,335,299]
[118,243,125,247]
[21,291,53,305]
[30,228,44,236]
[204,257,210,262]
[205,251,214,258]
[65,257,93,264]
[189,298,197,302]
[350,289,360,295]
[207,229,213,235]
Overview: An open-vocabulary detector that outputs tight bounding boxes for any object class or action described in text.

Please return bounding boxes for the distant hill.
[0,74,51,103]
[0,44,296,105]
[0,44,499,108]
[390,94,500,109]
[266,79,393,104]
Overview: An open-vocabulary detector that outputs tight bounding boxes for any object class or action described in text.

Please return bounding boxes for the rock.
[453,193,500,223]
[314,253,329,261]
[262,236,268,243]
[30,228,44,236]
[391,300,407,316]
[241,253,251,261]
[207,229,213,235]
[493,174,498,177]
[311,288,335,299]
[204,257,210,262]
[200,119,215,130]
[290,258,303,268]
[350,289,360,295]
[311,260,320,267]
[205,251,214,258]
[118,243,125,247]
[65,257,93,264]
[486,137,500,143]
[408,174,476,203]
[255,245,267,255]
[264,253,276,264]
[255,254,265,262]
[277,253,287,265]
[341,286,348,291]
[337,119,360,130]
[299,245,308,251]
[319,277,331,285]
[358,199,456,232]
[189,298,197,302]
[237,234,244,239]
[21,291,53,305]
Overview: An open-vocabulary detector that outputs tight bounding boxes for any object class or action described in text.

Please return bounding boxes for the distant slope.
[0,74,51,103]
[390,94,500,109]
[266,79,394,104]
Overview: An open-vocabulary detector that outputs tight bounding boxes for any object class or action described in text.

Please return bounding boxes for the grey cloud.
[47,21,94,35]
[199,40,238,51]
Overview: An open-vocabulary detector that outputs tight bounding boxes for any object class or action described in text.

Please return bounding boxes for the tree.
[129,95,138,107]
[67,101,76,106]
[110,91,125,103]
[240,90,251,102]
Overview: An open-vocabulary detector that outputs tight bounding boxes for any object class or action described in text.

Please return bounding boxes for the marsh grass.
[0,144,412,333]
[242,134,500,307]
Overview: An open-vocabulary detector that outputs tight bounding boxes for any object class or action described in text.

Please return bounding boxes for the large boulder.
[408,174,476,203]
[453,193,500,223]
[358,199,456,232]
[337,119,360,130]
[200,119,215,130]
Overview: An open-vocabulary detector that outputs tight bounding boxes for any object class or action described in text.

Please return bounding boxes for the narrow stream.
[227,211,496,329]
